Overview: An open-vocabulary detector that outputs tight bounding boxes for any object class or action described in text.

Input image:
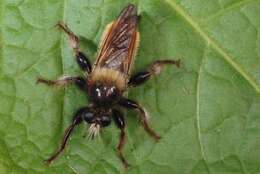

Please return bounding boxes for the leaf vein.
[165,0,260,94]
[0,0,4,77]
[203,0,255,23]
[196,44,211,173]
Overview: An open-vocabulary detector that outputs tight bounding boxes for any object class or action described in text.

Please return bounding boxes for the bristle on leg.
[88,123,100,139]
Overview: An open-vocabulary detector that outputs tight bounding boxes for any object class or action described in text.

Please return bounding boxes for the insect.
[37,4,180,168]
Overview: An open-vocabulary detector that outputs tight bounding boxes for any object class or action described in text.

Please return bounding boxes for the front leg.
[37,75,87,91]
[119,98,161,141]
[44,107,85,164]
[128,59,180,87]
[57,22,92,74]
[112,109,129,168]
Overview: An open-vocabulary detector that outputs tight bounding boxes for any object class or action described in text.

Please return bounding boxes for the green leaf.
[0,0,260,173]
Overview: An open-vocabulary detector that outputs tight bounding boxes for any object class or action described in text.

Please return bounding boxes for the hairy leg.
[128,59,180,87]
[44,108,84,165]
[112,109,129,168]
[37,75,87,90]
[119,98,161,141]
[57,22,92,74]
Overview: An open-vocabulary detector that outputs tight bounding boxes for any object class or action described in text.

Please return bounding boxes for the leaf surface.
[0,0,260,173]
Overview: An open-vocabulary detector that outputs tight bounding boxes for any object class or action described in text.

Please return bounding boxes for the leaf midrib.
[0,0,4,77]
[203,0,255,23]
[58,0,76,173]
[166,0,258,171]
[166,0,260,94]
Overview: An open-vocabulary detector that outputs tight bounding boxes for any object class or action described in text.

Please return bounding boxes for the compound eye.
[100,115,111,127]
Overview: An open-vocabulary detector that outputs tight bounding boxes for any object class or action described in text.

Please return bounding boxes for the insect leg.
[57,22,92,74]
[119,98,161,141]
[44,108,84,165]
[112,109,129,168]
[37,76,87,91]
[128,59,180,87]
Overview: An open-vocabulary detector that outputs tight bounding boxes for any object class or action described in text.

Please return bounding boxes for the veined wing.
[94,4,139,77]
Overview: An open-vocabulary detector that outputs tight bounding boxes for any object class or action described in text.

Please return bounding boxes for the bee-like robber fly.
[37,4,180,168]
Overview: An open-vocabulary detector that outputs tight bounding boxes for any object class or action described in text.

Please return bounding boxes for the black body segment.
[76,51,92,74]
[78,107,112,127]
[77,107,94,124]
[88,83,120,106]
[128,71,151,87]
